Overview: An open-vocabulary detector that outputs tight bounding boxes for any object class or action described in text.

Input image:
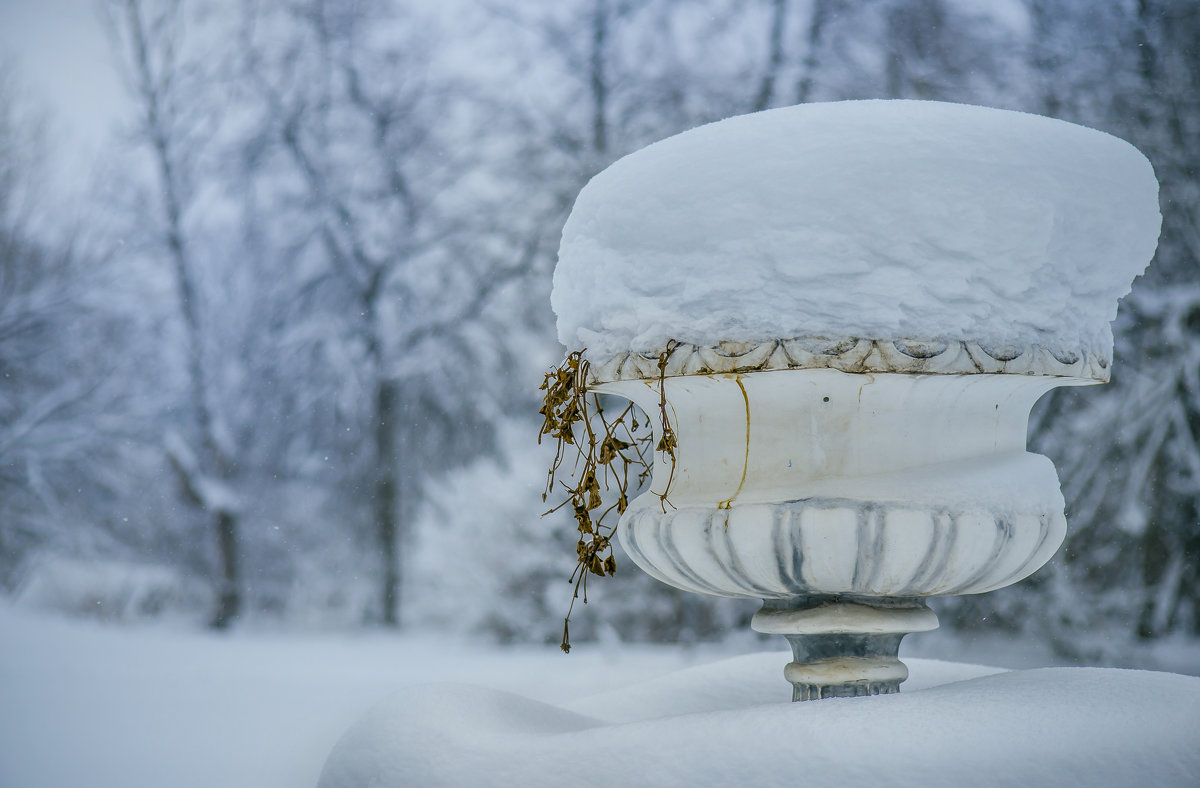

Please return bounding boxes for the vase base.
[752,598,938,702]
[790,679,901,702]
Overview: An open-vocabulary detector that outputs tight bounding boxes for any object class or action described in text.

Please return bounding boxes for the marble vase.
[594,337,1101,701]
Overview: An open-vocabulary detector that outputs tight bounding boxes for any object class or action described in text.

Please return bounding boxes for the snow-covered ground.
[321,656,1200,787]
[3,604,1197,788]
[0,605,733,788]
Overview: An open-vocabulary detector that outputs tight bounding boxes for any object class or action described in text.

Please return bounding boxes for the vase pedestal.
[752,597,939,700]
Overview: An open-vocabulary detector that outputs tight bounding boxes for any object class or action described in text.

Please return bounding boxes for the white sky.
[0,0,129,197]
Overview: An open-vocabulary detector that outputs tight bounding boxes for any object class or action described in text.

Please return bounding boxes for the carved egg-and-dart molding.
[588,337,1109,385]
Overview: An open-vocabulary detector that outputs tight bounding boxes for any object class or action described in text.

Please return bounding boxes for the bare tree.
[794,0,835,104]
[1037,0,1200,639]
[104,0,243,628]
[748,0,839,110]
[237,0,531,626]
[0,72,131,593]
[752,0,789,111]
[880,0,1006,101]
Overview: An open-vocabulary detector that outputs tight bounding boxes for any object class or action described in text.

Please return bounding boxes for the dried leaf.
[538,346,675,654]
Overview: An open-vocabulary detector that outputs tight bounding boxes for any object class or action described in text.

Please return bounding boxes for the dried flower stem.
[538,345,678,652]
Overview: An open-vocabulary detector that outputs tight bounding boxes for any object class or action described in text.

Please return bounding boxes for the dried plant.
[538,344,678,652]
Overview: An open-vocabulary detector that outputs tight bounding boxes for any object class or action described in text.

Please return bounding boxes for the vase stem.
[752,597,939,701]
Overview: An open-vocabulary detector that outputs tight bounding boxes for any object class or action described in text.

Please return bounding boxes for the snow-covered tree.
[236,0,535,626]
[102,0,254,627]
[0,72,137,597]
[1029,0,1200,640]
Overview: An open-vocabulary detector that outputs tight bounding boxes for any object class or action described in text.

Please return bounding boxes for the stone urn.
[592,340,1101,700]
[550,100,1161,700]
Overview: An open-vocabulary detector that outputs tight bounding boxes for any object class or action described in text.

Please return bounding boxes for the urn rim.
[586,336,1109,385]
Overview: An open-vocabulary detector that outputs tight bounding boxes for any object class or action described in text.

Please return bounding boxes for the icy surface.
[322,654,1200,788]
[553,100,1161,361]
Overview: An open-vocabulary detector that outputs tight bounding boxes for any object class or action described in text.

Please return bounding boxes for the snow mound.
[553,100,1161,362]
[320,655,1200,788]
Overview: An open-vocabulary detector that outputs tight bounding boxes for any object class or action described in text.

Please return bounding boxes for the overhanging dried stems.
[538,344,678,652]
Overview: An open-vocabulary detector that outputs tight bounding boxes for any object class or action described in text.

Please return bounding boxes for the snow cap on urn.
[552,100,1161,366]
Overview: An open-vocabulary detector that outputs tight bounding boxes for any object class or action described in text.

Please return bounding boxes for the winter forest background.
[1,0,1197,660]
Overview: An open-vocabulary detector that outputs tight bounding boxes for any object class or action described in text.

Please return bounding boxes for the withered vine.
[538,342,678,652]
